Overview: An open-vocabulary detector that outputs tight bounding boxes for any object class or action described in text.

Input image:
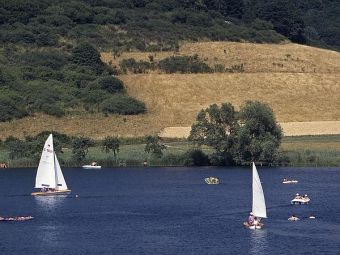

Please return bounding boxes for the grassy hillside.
[103,42,340,74]
[1,41,339,140]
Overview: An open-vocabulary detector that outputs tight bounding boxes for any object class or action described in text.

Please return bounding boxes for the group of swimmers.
[294,193,309,200]
[288,214,316,221]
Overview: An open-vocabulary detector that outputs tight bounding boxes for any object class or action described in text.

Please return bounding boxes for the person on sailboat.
[253,217,262,226]
[248,212,255,225]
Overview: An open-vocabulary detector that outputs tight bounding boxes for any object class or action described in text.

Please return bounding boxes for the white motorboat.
[243,162,267,230]
[82,162,101,169]
[205,177,219,184]
[82,165,102,169]
[282,179,298,184]
[291,197,310,204]
[31,134,71,196]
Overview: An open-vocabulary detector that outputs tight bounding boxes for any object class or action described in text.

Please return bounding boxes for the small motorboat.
[0,216,33,222]
[82,162,101,169]
[291,194,310,204]
[282,179,298,184]
[205,177,219,184]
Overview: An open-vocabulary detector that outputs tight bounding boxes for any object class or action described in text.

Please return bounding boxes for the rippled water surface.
[0,167,340,254]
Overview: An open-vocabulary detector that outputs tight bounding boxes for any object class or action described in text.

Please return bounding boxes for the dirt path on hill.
[159,121,340,138]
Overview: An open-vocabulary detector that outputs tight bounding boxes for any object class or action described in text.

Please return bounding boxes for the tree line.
[1,0,338,50]
[0,101,286,166]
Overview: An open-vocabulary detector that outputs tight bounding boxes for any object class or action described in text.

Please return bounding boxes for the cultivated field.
[0,42,339,139]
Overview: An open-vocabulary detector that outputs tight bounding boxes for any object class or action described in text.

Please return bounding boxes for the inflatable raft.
[205,177,219,185]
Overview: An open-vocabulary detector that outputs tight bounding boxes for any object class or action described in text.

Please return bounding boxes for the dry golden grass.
[102,41,340,73]
[122,72,340,123]
[0,42,339,139]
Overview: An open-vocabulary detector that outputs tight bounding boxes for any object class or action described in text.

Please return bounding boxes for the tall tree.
[102,136,120,162]
[72,136,94,163]
[144,135,166,158]
[236,101,282,163]
[189,101,282,165]
[189,103,238,165]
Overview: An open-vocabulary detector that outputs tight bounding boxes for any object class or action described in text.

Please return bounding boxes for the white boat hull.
[82,165,101,169]
[283,180,298,184]
[291,198,310,204]
[243,222,263,229]
[31,189,71,196]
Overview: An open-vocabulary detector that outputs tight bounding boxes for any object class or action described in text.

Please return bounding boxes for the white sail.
[54,153,68,190]
[252,162,267,218]
[35,134,56,188]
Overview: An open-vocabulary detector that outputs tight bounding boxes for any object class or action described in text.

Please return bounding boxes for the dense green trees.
[4,132,68,160]
[0,0,338,50]
[0,43,146,121]
[189,101,283,165]
[72,136,94,163]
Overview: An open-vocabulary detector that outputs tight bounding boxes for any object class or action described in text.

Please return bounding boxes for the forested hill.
[0,0,339,124]
[1,0,339,51]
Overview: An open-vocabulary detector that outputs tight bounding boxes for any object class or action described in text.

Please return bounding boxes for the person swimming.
[288,214,300,221]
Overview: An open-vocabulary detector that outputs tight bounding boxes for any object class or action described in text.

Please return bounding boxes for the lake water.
[0,167,340,254]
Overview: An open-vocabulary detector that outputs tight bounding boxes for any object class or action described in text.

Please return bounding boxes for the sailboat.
[243,162,267,229]
[31,134,71,196]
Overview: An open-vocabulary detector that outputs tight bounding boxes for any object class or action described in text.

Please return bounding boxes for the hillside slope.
[0,42,339,139]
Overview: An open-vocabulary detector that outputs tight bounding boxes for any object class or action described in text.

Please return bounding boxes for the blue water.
[0,167,340,255]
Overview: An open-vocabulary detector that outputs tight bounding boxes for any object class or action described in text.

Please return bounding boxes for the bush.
[72,43,104,74]
[119,58,154,74]
[22,50,67,70]
[158,55,212,74]
[41,104,65,117]
[97,76,124,93]
[183,149,210,166]
[0,97,27,122]
[101,95,146,115]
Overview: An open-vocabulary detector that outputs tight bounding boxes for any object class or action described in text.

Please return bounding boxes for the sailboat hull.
[31,189,71,196]
[243,222,264,229]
